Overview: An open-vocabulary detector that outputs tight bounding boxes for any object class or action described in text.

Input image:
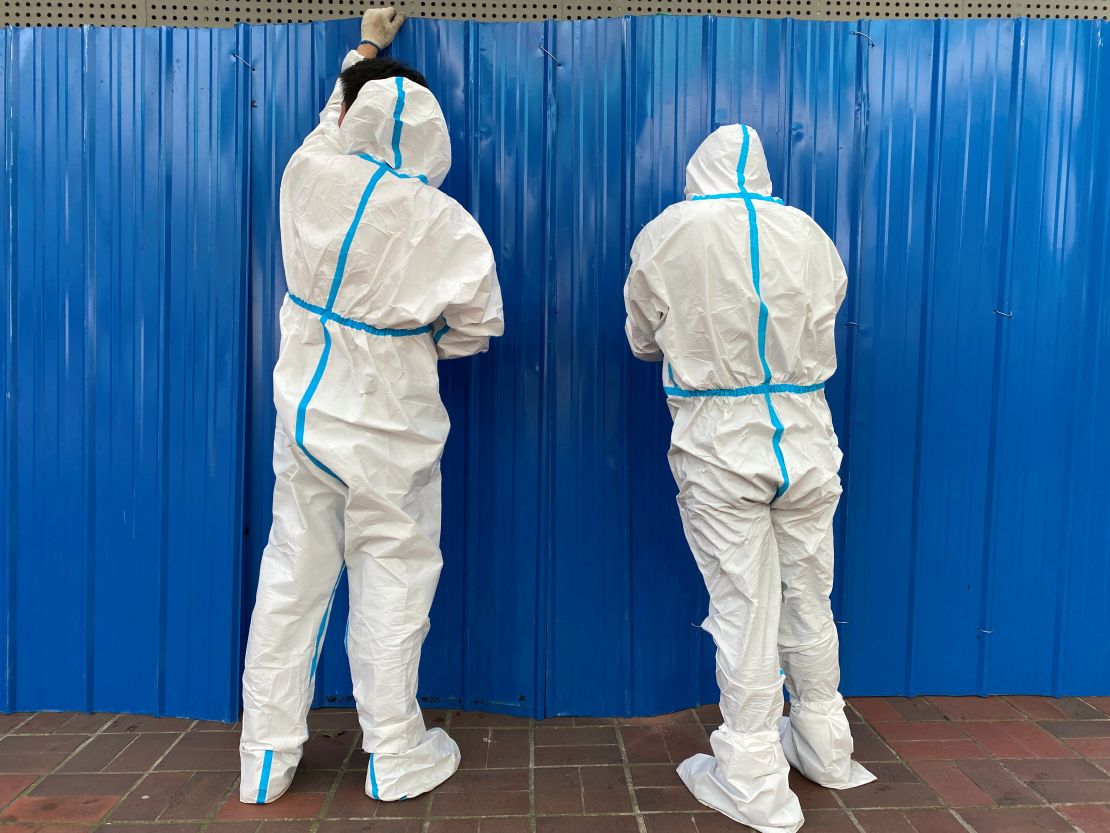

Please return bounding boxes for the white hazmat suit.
[240,51,503,805]
[624,125,874,833]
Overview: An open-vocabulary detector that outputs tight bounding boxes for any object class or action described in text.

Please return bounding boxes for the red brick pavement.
[0,696,1107,831]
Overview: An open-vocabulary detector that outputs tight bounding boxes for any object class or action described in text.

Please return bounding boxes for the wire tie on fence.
[539,44,562,66]
[978,628,995,634]
[993,309,1014,319]
[851,31,876,47]
[232,53,255,71]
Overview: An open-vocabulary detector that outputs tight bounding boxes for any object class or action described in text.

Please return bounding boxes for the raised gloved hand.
[360,6,405,54]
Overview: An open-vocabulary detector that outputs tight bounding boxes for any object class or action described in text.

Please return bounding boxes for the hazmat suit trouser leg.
[343,472,459,801]
[674,486,804,833]
[774,493,874,790]
[240,425,346,804]
[240,424,459,804]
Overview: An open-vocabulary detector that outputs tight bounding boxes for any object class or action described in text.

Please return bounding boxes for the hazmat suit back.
[624,125,873,833]
[240,51,503,806]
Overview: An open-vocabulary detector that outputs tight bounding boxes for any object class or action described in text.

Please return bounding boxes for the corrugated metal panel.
[1,26,249,719]
[244,15,1110,715]
[3,16,1108,721]
[838,18,1110,698]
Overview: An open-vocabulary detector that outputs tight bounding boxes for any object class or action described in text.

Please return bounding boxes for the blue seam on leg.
[256,749,274,804]
[309,568,345,679]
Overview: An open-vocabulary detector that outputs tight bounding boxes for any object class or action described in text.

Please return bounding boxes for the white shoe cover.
[778,712,876,790]
[366,728,460,802]
[676,728,804,833]
[239,748,299,804]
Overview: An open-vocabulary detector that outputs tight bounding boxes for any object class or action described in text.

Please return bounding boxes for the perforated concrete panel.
[8,1,147,26]
[5,0,1109,26]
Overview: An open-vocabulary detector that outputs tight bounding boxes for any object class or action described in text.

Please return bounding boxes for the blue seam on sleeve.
[256,750,274,804]
[433,324,450,344]
[391,76,406,170]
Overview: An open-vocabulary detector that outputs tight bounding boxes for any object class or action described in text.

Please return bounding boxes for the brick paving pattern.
[0,696,1108,831]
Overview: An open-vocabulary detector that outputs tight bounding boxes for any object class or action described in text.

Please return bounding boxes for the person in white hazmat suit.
[240,8,503,806]
[623,125,874,832]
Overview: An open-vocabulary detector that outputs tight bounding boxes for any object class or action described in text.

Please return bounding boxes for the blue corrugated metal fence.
[2,16,1108,721]
[1,25,249,718]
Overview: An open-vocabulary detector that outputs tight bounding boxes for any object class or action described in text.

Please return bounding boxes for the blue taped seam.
[354,151,429,185]
[744,200,772,382]
[369,753,380,799]
[310,569,345,680]
[294,327,345,484]
[433,324,450,344]
[670,126,796,496]
[736,123,751,190]
[663,381,825,399]
[325,168,388,311]
[391,76,406,170]
[692,192,783,204]
[765,392,790,499]
[742,124,789,497]
[294,162,390,482]
[256,749,274,804]
[288,293,432,337]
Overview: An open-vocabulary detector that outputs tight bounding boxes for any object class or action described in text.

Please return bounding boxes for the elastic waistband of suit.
[287,292,433,338]
[664,380,826,399]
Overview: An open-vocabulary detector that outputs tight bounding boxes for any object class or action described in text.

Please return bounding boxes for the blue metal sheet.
[905,21,1018,694]
[984,20,1109,695]
[2,25,248,719]
[625,15,720,716]
[0,25,11,713]
[3,15,1109,722]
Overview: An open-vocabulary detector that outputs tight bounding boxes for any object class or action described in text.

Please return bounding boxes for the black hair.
[339,57,428,112]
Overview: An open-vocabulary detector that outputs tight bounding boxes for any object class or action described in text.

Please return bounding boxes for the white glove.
[361,6,405,52]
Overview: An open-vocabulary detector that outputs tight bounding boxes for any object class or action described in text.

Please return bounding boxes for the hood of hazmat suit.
[624,125,873,833]
[240,50,501,806]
